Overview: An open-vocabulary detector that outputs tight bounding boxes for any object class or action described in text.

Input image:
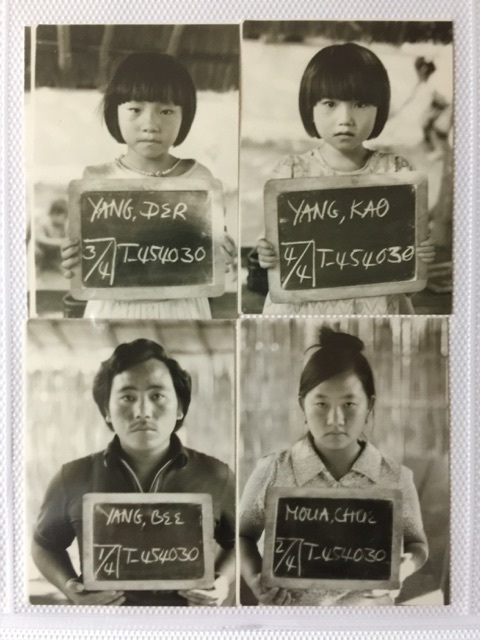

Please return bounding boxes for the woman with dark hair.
[32,339,235,606]
[239,327,428,606]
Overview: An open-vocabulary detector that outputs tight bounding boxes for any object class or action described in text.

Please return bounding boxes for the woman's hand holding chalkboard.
[179,575,230,606]
[222,233,236,273]
[250,574,292,606]
[256,238,278,269]
[417,237,436,263]
[60,238,81,278]
[65,578,125,606]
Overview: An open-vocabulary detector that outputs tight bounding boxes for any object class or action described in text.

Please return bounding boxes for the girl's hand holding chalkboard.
[179,575,230,606]
[65,578,125,606]
[222,233,236,272]
[417,237,436,264]
[369,552,417,602]
[251,574,292,605]
[60,238,81,279]
[256,238,278,269]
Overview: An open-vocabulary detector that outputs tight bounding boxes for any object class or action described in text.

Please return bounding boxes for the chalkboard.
[69,177,225,301]
[262,487,402,590]
[82,493,215,590]
[264,172,428,303]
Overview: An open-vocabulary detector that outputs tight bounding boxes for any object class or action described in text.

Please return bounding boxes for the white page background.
[0,0,479,637]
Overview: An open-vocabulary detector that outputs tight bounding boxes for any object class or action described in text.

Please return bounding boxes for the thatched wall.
[27,25,239,91]
[240,317,449,489]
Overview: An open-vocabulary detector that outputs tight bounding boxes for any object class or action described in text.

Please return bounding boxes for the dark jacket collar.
[103,432,189,470]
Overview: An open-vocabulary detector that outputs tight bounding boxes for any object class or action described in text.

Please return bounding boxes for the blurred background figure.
[35,198,68,276]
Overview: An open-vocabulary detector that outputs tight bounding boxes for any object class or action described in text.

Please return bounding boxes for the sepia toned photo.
[239,317,449,606]
[25,25,239,320]
[240,21,453,315]
[26,319,235,606]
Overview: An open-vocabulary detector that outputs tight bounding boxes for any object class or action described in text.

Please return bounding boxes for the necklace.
[117,155,182,177]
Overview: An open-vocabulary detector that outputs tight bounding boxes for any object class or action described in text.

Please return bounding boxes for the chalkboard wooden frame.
[264,172,428,303]
[82,492,215,591]
[262,487,402,591]
[69,177,225,300]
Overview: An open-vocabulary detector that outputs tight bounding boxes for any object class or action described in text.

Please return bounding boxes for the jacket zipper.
[119,457,174,492]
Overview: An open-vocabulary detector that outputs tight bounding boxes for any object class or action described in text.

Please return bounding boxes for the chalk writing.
[287,196,390,227]
[284,504,378,525]
[83,493,215,590]
[264,174,428,303]
[262,488,402,590]
[99,506,187,527]
[93,545,200,580]
[281,242,415,288]
[273,538,388,577]
[87,195,189,223]
[69,178,226,300]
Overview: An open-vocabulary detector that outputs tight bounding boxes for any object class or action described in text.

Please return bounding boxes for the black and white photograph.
[25,25,239,320]
[240,20,453,315]
[239,317,449,606]
[26,319,235,606]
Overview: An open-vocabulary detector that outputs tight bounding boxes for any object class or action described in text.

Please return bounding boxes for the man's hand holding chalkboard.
[178,574,230,606]
[64,578,126,606]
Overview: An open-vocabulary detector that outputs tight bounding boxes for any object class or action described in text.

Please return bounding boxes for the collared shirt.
[239,436,425,606]
[34,434,235,605]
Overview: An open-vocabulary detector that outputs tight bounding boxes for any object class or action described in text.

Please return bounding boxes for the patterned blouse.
[262,144,413,316]
[239,436,426,606]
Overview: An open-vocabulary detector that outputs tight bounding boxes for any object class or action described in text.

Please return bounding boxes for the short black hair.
[298,326,375,407]
[299,43,391,140]
[93,339,192,432]
[103,51,197,146]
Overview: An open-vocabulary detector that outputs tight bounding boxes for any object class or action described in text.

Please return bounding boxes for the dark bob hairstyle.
[93,338,192,432]
[299,43,391,140]
[298,326,375,407]
[103,51,197,147]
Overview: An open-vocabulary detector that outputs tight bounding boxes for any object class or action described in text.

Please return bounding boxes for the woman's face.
[106,358,183,458]
[302,370,373,455]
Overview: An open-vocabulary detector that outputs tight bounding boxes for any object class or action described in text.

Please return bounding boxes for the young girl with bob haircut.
[62,51,235,319]
[257,43,435,315]
[239,326,428,606]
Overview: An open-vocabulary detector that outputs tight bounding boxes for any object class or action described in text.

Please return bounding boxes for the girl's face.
[302,370,373,456]
[106,358,183,459]
[117,101,182,160]
[312,99,378,153]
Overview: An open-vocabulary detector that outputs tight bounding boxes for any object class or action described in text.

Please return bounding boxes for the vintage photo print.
[240,20,453,316]
[239,316,449,606]
[25,319,235,606]
[25,25,239,320]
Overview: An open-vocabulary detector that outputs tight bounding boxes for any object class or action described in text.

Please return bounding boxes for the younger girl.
[257,43,435,315]
[62,51,235,319]
[240,327,428,606]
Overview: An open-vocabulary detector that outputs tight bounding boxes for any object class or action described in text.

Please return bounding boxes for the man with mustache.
[32,339,235,607]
